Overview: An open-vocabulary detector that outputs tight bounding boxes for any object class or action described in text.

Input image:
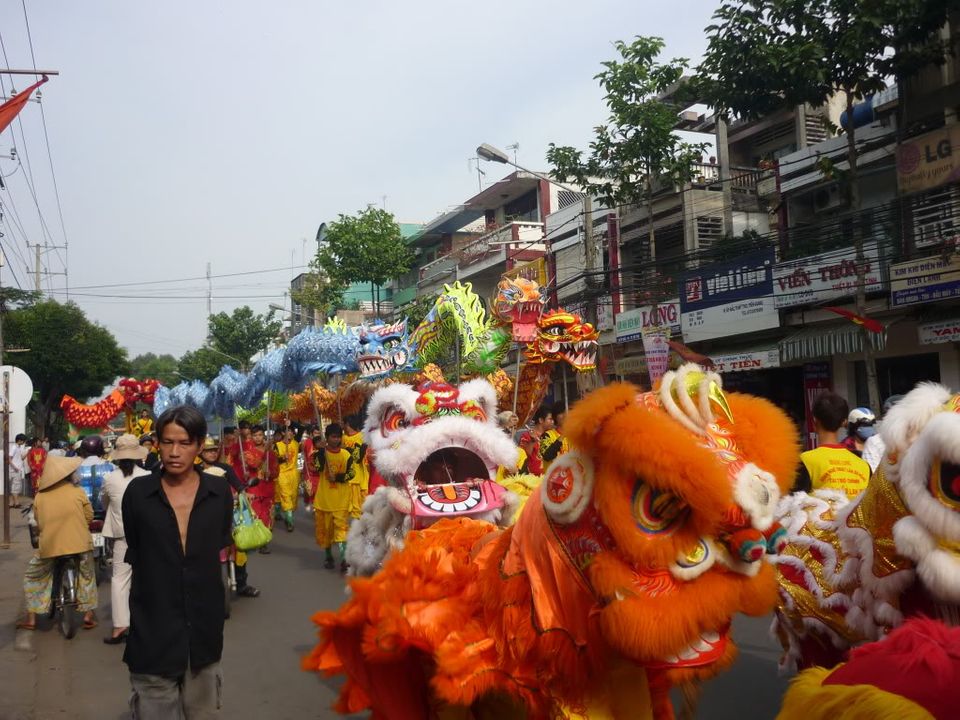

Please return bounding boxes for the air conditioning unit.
[812,184,847,213]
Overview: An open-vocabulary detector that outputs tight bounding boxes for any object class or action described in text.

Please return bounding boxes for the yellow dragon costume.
[304,364,799,719]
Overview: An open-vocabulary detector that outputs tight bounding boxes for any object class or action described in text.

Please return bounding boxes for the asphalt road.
[1,507,790,719]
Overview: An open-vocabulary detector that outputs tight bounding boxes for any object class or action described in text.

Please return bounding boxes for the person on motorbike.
[16,455,98,630]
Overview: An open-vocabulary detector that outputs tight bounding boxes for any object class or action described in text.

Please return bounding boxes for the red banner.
[0,76,47,135]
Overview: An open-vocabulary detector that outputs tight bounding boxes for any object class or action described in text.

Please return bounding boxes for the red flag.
[668,339,715,368]
[825,306,884,333]
[0,76,47,135]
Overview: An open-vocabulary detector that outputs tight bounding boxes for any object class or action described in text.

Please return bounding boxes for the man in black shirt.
[121,406,232,718]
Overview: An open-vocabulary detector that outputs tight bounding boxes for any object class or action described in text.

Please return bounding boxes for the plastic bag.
[231,492,272,551]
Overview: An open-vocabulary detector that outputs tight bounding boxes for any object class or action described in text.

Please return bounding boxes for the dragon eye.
[632,480,689,536]
[930,460,960,509]
[382,339,399,350]
[544,326,565,337]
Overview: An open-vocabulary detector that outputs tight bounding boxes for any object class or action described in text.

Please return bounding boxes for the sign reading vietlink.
[709,348,780,373]
[773,242,882,308]
[919,318,960,345]
[890,255,960,307]
[680,249,779,342]
[614,300,681,343]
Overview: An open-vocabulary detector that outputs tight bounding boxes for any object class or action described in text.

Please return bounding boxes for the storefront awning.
[779,322,887,363]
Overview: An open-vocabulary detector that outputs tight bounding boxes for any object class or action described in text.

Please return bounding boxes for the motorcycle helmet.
[79,435,105,458]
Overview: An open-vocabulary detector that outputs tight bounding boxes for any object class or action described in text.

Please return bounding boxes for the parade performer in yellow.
[275,427,300,532]
[133,409,153,438]
[342,416,369,520]
[304,365,800,719]
[313,423,353,574]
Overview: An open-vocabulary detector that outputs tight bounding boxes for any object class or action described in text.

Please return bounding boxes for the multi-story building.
[407,170,567,304]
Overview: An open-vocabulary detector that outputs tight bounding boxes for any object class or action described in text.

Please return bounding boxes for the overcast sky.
[0,0,719,359]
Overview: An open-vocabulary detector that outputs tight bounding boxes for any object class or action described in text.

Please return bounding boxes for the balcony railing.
[689,163,766,192]
[417,221,545,288]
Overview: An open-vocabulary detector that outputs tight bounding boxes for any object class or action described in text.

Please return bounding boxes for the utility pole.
[34,243,41,292]
[0,251,7,548]
[28,242,66,293]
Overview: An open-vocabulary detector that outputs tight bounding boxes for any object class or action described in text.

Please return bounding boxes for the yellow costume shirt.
[801,445,871,499]
[313,448,353,513]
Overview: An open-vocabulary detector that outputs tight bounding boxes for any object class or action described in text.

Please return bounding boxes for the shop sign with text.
[596,296,614,333]
[709,348,780,373]
[615,300,681,343]
[680,249,778,342]
[890,255,960,307]
[773,242,882,309]
[896,124,960,195]
[615,355,647,375]
[919,318,960,345]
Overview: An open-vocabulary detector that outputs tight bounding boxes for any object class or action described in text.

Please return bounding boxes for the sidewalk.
[0,502,39,720]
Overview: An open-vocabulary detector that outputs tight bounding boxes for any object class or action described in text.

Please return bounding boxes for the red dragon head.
[524,309,599,371]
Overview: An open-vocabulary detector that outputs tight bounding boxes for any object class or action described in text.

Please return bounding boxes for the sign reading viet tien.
[896,124,960,195]
[680,249,778,342]
[773,242,882,309]
[919,318,960,345]
[709,348,780,373]
[890,254,960,307]
[615,300,681,343]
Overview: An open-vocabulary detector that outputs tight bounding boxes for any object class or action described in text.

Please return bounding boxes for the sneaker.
[324,557,335,570]
[258,545,271,555]
[340,560,349,574]
[237,585,260,598]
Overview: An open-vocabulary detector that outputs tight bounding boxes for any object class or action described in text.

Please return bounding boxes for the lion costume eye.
[930,460,960,510]
[631,480,689,536]
[382,410,409,435]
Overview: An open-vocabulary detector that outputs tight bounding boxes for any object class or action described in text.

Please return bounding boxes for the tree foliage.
[4,300,128,435]
[206,306,282,371]
[547,36,708,209]
[316,208,414,288]
[697,0,954,122]
[397,294,437,330]
[177,347,224,384]
[289,271,347,321]
[129,352,180,387]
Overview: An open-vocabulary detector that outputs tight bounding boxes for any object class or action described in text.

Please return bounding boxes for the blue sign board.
[680,249,776,312]
[890,255,960,307]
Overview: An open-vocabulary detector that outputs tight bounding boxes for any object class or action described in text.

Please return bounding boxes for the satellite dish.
[0,365,33,409]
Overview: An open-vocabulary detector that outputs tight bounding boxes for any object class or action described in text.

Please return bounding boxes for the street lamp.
[475,143,582,193]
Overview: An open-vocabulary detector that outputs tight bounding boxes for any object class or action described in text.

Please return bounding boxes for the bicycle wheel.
[58,560,81,639]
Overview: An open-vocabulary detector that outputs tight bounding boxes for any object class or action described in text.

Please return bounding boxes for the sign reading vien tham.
[680,249,778,342]
[773,243,882,309]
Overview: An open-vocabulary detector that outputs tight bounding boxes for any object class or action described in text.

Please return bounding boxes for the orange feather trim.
[725,392,801,493]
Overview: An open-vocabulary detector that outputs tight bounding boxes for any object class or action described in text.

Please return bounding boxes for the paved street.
[1,507,789,720]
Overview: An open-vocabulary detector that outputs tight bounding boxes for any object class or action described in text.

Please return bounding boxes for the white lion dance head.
[347,378,520,576]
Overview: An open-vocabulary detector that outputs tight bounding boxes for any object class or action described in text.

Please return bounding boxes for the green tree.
[289,271,347,322]
[129,352,180,387]
[698,0,954,411]
[4,300,128,435]
[316,207,414,316]
[398,294,437,330]
[177,347,224,384]
[0,287,41,312]
[206,306,282,371]
[548,36,708,286]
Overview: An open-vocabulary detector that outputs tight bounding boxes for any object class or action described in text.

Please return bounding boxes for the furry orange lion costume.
[303,364,799,719]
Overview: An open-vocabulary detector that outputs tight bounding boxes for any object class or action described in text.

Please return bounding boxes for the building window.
[696,216,723,252]
[504,190,539,223]
[910,184,960,250]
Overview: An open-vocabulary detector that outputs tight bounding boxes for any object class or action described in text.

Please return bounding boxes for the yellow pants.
[275,469,300,512]
[314,509,349,548]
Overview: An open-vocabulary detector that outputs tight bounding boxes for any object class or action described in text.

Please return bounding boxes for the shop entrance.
[720,366,806,435]
[854,353,940,408]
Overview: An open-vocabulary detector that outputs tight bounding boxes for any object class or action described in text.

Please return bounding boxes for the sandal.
[83,618,98,630]
[15,620,35,631]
